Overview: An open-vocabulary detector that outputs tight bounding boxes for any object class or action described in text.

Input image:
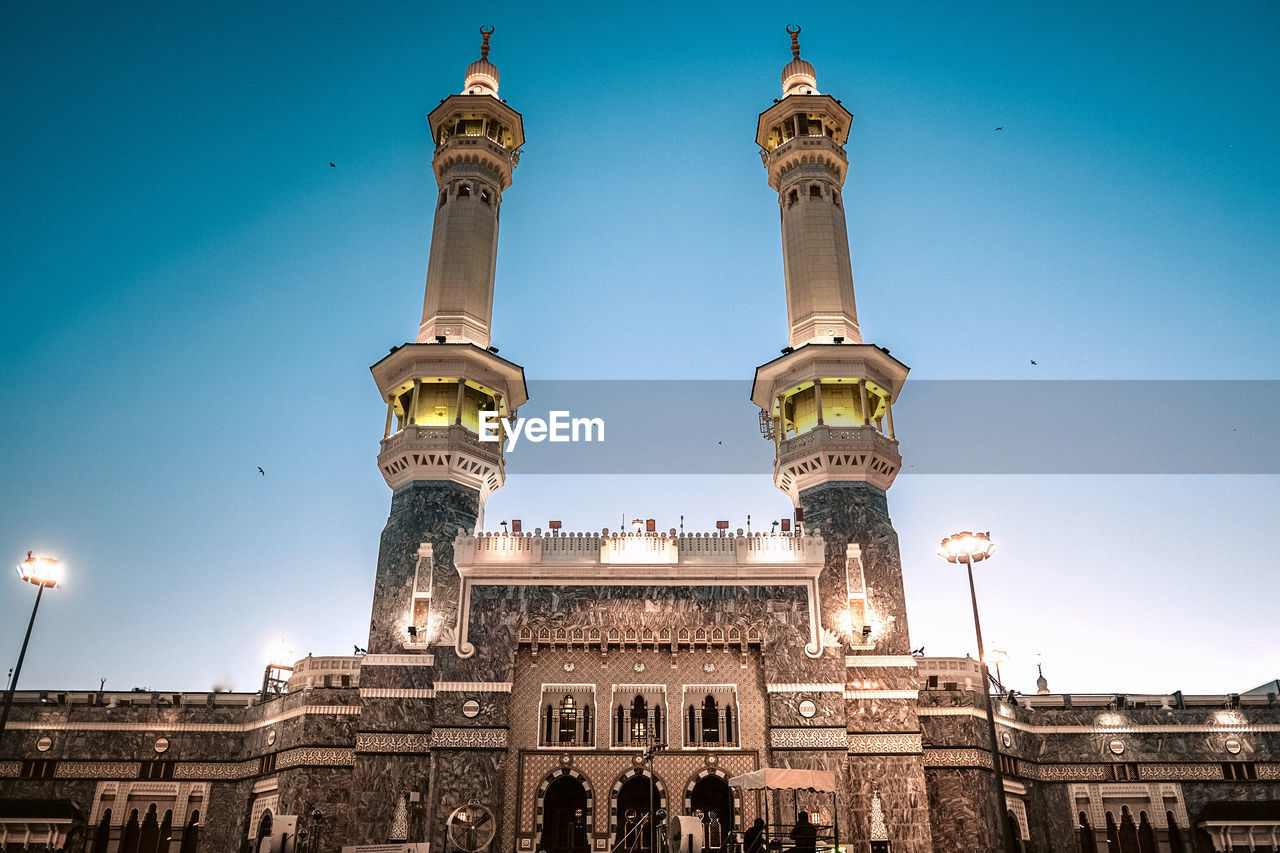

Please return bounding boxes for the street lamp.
[939,532,1016,853]
[0,552,62,746]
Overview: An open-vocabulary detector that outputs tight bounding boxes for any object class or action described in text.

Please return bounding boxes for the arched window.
[1006,811,1023,853]
[479,188,492,206]
[1077,811,1098,853]
[616,704,625,744]
[787,189,799,207]
[702,695,720,743]
[138,804,160,853]
[724,705,734,744]
[92,808,112,853]
[630,695,649,744]
[438,190,448,208]
[832,192,841,208]
[159,811,174,853]
[582,702,593,745]
[559,694,577,742]
[121,809,142,853]
[809,185,821,199]
[458,184,471,198]
[1165,811,1186,853]
[1137,811,1157,853]
[545,704,555,744]
[179,810,201,853]
[255,810,273,850]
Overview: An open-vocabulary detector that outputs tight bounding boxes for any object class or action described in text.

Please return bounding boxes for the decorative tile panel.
[54,761,140,778]
[275,747,355,768]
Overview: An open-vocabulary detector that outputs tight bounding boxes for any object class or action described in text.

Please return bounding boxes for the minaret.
[353,29,526,846]
[751,29,933,853]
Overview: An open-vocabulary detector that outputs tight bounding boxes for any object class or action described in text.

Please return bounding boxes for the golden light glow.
[16,552,61,588]
[266,638,294,667]
[938,531,996,563]
[985,649,1008,665]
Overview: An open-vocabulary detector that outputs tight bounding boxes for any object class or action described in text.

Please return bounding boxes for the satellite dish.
[447,802,495,852]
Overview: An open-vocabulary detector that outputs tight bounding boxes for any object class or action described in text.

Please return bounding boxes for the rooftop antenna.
[787,24,802,59]
[746,514,751,534]
[679,515,684,534]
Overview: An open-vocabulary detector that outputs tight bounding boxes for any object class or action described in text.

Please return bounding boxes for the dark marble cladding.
[351,754,432,844]
[370,479,480,655]
[799,481,912,656]
[452,584,812,683]
[278,767,355,853]
[428,749,508,853]
[925,767,1002,852]
[847,755,933,853]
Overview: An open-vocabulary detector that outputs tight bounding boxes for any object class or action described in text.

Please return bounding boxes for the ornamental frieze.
[357,732,433,753]
[174,762,256,780]
[847,733,922,754]
[430,727,508,749]
[54,761,140,779]
[0,761,19,778]
[770,728,848,749]
[275,747,356,769]
[1139,763,1222,780]
[923,749,989,769]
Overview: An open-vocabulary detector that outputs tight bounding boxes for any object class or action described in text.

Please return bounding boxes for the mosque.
[1,27,1277,853]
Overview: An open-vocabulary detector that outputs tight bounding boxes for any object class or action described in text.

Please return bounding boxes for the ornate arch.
[609,767,668,848]
[535,766,595,849]
[683,766,741,831]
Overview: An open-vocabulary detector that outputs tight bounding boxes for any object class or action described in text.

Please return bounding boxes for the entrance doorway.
[543,775,589,853]
[689,775,734,850]
[615,775,661,853]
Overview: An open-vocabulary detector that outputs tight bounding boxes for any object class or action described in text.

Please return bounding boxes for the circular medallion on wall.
[35,736,52,752]
[1225,737,1242,755]
[798,700,817,718]
[632,753,645,766]
[703,663,715,673]
[560,753,573,768]
[267,730,277,746]
[154,737,170,754]
[563,662,575,672]
[1108,738,1125,755]
[462,699,481,718]
[1001,731,1013,748]
[634,662,645,673]
[705,754,718,767]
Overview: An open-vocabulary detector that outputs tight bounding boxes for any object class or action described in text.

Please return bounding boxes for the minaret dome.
[782,26,819,96]
[463,26,500,96]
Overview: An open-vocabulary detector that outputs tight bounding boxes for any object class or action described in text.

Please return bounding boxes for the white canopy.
[726,768,838,793]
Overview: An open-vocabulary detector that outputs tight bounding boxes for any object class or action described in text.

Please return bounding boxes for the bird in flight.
[257,467,265,476]
[1030,360,1037,366]
[329,162,336,167]
[995,127,1003,131]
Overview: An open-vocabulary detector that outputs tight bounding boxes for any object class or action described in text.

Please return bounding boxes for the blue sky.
[1,1,1277,694]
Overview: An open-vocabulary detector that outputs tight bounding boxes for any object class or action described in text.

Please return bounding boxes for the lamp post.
[0,552,62,746]
[986,648,1008,694]
[309,809,323,853]
[939,532,1016,853]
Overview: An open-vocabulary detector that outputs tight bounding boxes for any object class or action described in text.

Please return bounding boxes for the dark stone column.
[353,479,481,845]
[799,481,932,852]
[367,479,480,655]
[798,481,911,656]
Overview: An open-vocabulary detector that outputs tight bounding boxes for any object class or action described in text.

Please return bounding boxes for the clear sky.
[2,1,1277,696]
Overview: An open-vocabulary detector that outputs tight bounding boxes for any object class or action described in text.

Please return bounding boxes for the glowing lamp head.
[938,531,995,564]
[16,552,61,588]
[985,648,1008,665]
[266,638,294,668]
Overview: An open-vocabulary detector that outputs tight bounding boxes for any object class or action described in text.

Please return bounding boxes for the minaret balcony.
[774,424,903,498]
[432,134,520,187]
[378,422,505,497]
[762,134,848,189]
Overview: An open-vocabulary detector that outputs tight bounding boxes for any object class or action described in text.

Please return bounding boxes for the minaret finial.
[480,25,494,60]
[787,25,801,60]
